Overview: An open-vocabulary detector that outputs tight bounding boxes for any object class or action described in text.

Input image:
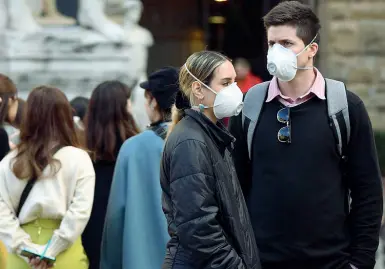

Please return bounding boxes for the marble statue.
[0,0,152,128]
[37,0,76,25]
[0,0,153,46]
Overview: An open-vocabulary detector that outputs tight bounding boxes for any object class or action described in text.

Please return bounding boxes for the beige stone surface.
[381,68,385,83]
[346,69,373,85]
[327,2,349,21]
[378,84,385,94]
[323,0,385,130]
[347,83,370,99]
[359,22,385,56]
[350,3,385,20]
[328,22,360,55]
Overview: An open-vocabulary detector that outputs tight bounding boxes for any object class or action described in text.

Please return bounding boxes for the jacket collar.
[147,121,170,140]
[184,109,235,151]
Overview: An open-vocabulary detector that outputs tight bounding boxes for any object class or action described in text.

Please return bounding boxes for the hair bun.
[175,91,191,110]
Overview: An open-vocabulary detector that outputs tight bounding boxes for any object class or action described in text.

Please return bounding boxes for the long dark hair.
[0,74,18,125]
[85,80,140,162]
[12,86,80,179]
[13,98,26,129]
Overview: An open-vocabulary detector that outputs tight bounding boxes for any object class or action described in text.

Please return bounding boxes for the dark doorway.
[209,0,281,81]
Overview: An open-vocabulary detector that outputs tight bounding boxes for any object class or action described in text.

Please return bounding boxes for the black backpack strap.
[335,110,349,161]
[16,177,37,217]
[16,145,64,217]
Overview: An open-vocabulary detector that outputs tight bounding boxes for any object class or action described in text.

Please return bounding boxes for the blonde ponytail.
[167,105,184,138]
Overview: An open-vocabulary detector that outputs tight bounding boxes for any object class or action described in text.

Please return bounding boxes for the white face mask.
[184,64,244,119]
[266,34,318,82]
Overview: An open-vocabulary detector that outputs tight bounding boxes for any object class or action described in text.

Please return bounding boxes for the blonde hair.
[167,51,229,136]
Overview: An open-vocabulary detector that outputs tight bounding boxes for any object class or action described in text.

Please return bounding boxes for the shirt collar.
[266,68,326,102]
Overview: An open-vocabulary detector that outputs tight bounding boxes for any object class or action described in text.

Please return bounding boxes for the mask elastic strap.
[184,63,217,95]
[296,33,318,70]
[296,33,318,57]
[192,104,210,112]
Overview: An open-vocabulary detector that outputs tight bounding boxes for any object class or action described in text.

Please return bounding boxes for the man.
[234,58,263,94]
[229,1,383,269]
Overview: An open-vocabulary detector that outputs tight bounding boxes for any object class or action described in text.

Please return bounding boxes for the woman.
[0,85,95,269]
[70,96,89,131]
[82,80,139,269]
[70,96,90,146]
[101,67,179,269]
[161,51,261,269]
[0,74,20,159]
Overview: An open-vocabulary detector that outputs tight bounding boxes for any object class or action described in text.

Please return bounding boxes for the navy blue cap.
[139,66,179,110]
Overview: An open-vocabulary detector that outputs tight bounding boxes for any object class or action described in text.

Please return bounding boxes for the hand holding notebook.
[20,239,56,267]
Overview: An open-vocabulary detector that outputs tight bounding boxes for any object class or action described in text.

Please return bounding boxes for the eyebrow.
[220,77,232,82]
[268,39,294,45]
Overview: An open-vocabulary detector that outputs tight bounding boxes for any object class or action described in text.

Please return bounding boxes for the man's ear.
[308,42,319,59]
[191,81,204,101]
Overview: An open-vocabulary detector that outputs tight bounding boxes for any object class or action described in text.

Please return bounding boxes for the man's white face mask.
[266,34,318,82]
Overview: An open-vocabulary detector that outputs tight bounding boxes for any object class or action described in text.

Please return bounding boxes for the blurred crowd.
[0,1,384,269]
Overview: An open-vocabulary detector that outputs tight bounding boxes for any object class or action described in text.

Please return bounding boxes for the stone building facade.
[318,0,385,130]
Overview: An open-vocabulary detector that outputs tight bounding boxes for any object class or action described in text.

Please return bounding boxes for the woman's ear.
[191,81,204,101]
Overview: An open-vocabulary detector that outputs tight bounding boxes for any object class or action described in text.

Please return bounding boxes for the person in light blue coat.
[100,67,180,269]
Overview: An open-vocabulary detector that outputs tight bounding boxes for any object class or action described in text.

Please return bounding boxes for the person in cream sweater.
[0,85,95,269]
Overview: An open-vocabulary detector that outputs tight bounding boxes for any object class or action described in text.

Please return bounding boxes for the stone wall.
[319,0,385,130]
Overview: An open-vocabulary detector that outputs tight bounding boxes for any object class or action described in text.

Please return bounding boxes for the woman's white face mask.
[184,64,244,119]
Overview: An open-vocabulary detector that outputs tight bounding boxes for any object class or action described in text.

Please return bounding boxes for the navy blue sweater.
[229,90,383,269]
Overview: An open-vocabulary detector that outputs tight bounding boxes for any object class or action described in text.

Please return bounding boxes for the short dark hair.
[70,96,89,121]
[263,1,321,45]
[144,90,172,122]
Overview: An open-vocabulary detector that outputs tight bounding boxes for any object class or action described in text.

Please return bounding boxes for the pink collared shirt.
[266,68,326,107]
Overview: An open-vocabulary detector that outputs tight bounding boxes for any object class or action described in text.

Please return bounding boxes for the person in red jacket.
[222,58,263,127]
[234,58,263,93]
